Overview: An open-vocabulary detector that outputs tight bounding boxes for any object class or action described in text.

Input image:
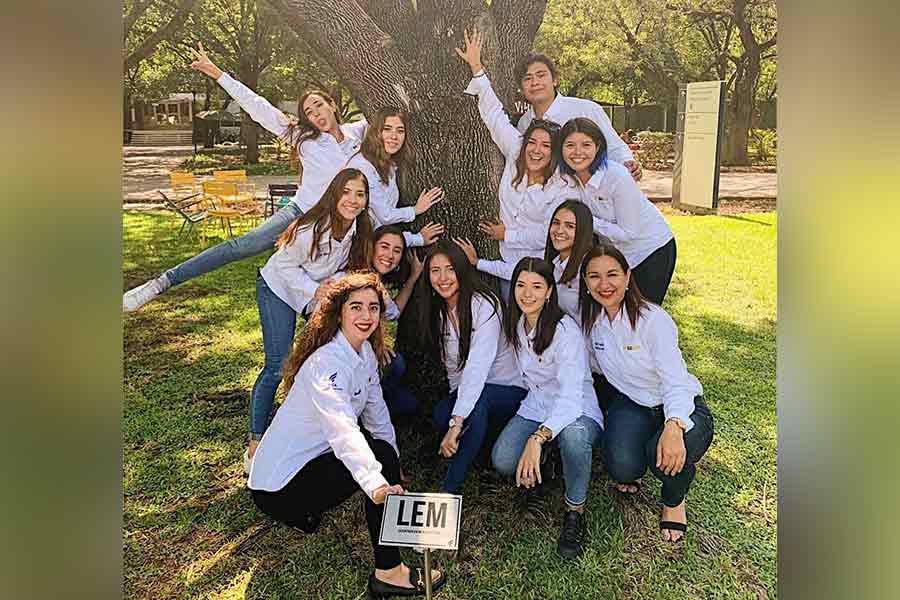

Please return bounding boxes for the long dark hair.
[282,271,387,389]
[511,120,560,189]
[504,258,565,357]
[372,225,411,287]
[358,107,413,184]
[579,243,648,334]
[276,168,373,270]
[544,200,596,284]
[559,117,608,179]
[416,240,503,370]
[284,89,343,157]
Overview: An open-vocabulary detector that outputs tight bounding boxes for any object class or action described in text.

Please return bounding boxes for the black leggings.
[631,237,677,305]
[251,434,402,570]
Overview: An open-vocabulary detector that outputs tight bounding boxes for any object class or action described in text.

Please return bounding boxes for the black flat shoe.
[285,512,321,534]
[557,510,585,560]
[367,567,447,599]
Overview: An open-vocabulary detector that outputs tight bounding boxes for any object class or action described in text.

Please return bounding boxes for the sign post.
[672,80,727,214]
[379,492,463,599]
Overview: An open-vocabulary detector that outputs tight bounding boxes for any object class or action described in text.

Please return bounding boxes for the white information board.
[379,492,462,550]
[672,81,726,213]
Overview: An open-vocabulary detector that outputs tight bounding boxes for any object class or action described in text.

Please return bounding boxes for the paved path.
[122,145,776,207]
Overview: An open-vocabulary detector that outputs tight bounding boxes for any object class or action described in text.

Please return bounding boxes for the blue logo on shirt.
[329,372,343,391]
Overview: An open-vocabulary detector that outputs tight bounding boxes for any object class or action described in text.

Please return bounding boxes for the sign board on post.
[672,81,726,214]
[379,492,462,550]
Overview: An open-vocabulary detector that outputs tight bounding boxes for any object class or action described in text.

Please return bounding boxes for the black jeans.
[599,382,714,507]
[631,237,677,305]
[251,434,402,570]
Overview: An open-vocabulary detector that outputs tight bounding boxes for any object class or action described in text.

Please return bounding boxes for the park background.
[122,1,777,598]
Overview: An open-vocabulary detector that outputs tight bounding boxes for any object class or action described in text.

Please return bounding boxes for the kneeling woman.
[418,240,526,494]
[249,272,445,597]
[580,243,714,542]
[491,258,605,559]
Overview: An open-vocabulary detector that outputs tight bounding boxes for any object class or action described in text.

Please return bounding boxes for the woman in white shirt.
[579,243,714,542]
[490,258,604,560]
[247,168,373,466]
[346,107,445,248]
[455,28,568,298]
[559,117,677,305]
[249,272,445,598]
[417,240,526,494]
[124,42,369,312]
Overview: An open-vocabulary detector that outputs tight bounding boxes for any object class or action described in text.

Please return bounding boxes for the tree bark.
[238,66,261,164]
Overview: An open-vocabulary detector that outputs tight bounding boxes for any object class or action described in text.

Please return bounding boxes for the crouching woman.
[580,243,714,543]
[490,258,605,560]
[247,272,445,597]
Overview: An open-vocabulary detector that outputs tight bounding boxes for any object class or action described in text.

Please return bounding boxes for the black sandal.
[659,520,687,541]
[367,567,447,598]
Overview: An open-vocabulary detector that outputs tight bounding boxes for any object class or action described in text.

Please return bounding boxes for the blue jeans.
[602,389,714,507]
[432,384,527,493]
[492,415,604,507]
[250,273,298,437]
[164,203,303,286]
[381,352,419,421]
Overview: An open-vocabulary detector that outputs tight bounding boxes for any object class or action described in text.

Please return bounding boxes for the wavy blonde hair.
[281,271,388,390]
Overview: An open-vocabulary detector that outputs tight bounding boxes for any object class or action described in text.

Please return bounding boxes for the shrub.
[634,131,674,170]
[749,129,777,164]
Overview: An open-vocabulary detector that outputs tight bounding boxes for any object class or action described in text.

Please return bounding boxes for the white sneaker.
[122,276,168,312]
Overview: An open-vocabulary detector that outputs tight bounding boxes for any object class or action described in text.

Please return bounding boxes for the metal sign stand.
[423,548,433,599]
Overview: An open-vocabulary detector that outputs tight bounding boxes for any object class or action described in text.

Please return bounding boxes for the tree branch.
[124,0,198,71]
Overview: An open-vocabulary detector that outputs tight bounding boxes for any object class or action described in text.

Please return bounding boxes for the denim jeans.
[380,352,419,421]
[432,384,527,493]
[250,272,297,437]
[601,387,714,507]
[492,415,604,507]
[164,203,303,286]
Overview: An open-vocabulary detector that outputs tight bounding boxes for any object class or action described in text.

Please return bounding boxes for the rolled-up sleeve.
[645,311,700,432]
[585,102,634,165]
[307,358,389,500]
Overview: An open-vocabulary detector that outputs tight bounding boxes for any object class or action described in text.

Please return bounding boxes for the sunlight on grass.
[123,209,777,599]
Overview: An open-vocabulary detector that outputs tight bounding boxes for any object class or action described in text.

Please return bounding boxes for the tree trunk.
[264,0,548,393]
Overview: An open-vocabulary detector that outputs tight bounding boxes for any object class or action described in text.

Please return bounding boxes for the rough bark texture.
[264,0,549,394]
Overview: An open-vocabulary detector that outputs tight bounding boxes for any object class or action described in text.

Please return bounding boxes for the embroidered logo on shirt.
[624,344,641,351]
[329,372,343,391]
[593,341,605,351]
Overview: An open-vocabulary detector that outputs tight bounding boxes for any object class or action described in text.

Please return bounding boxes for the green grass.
[123,210,777,599]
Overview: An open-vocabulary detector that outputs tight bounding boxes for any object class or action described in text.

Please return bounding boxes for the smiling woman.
[244,168,373,469]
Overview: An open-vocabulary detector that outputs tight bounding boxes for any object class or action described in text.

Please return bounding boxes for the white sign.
[673,81,726,213]
[379,492,462,550]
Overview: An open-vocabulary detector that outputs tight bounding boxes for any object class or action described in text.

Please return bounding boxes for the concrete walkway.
[122,145,776,207]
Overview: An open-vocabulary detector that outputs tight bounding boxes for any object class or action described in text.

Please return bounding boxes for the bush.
[634,131,674,170]
[748,129,777,164]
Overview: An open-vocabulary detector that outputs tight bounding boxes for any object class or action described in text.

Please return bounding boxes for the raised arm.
[456,27,522,159]
[584,101,634,165]
[190,43,291,139]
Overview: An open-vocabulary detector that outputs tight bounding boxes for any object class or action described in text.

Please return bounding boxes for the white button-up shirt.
[517,93,634,165]
[248,331,398,500]
[444,293,523,419]
[515,315,604,436]
[569,162,673,268]
[552,255,582,326]
[218,73,367,212]
[260,219,357,313]
[588,304,703,431]
[344,153,425,247]
[464,75,572,268]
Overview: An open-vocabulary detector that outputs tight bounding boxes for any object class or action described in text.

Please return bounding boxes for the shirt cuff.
[663,409,695,433]
[359,471,390,501]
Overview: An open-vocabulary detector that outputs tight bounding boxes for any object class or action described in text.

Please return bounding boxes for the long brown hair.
[275,168,373,269]
[284,89,342,161]
[503,258,565,357]
[511,119,561,189]
[579,243,648,334]
[281,271,388,389]
[544,200,596,284]
[357,107,413,184]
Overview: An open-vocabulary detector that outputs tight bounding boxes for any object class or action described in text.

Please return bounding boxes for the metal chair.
[158,190,208,240]
[266,183,299,218]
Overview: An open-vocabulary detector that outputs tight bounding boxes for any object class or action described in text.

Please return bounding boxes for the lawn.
[123,209,777,600]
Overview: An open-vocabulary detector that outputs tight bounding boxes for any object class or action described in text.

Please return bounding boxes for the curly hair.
[281,271,388,390]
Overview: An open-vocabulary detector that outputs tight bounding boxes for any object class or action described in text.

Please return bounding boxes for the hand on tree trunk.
[454,26,485,76]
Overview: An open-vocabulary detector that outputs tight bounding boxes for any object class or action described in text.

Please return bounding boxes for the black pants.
[631,237,677,305]
[251,434,402,570]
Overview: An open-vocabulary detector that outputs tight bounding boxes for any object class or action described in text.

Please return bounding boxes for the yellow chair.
[202,181,245,238]
[169,172,200,202]
[213,170,261,222]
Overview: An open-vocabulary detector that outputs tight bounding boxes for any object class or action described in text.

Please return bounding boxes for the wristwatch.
[531,425,553,445]
[448,418,462,429]
[666,417,687,431]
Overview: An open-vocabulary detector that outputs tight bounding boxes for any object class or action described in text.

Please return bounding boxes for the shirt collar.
[586,165,609,189]
[599,303,628,329]
[334,330,365,365]
[541,93,566,123]
[518,314,538,342]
